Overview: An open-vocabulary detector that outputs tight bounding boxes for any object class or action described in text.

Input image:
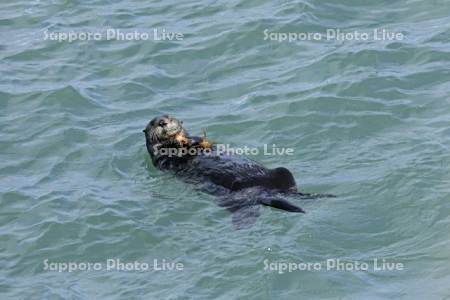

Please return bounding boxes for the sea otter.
[143,115,333,229]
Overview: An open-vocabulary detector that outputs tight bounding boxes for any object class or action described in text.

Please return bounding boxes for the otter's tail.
[296,192,336,199]
[259,198,305,213]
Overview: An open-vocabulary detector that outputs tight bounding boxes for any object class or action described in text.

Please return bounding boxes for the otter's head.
[143,115,186,146]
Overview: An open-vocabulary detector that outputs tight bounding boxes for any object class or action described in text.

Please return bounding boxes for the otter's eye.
[158,120,167,127]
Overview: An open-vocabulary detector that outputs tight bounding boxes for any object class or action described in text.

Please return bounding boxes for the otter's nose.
[159,119,168,126]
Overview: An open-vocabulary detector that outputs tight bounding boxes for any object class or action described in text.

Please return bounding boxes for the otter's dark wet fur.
[144,115,334,229]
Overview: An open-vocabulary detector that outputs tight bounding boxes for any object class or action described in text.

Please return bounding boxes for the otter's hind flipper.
[231,205,260,230]
[259,197,305,213]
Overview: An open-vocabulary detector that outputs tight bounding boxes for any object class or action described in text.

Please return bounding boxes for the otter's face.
[143,115,185,145]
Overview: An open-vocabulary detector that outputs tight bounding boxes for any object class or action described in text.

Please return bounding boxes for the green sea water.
[1,0,450,299]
